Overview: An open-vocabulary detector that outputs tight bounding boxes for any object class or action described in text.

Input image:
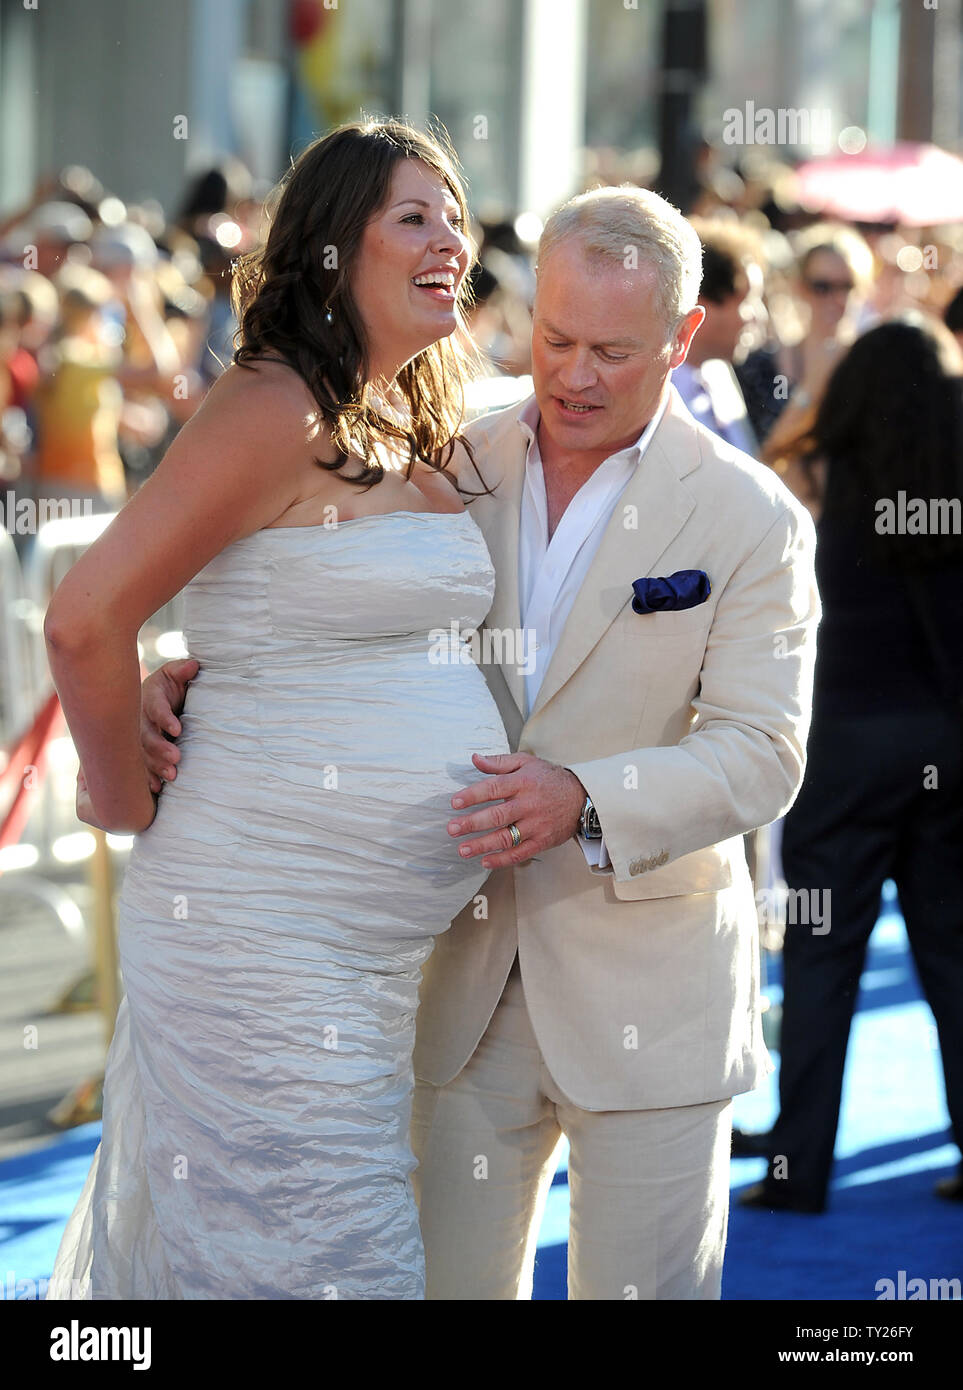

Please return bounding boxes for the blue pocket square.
[631,570,711,614]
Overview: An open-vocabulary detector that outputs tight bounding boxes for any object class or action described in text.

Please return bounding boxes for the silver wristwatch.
[578,794,602,840]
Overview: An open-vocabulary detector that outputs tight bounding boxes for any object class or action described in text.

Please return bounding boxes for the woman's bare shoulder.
[206,357,317,409]
[194,359,331,452]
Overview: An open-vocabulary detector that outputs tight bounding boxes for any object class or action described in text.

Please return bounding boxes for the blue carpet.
[2,883,960,1300]
[0,1123,101,1300]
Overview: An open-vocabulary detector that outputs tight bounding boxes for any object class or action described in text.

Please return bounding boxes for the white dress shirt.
[516,389,670,868]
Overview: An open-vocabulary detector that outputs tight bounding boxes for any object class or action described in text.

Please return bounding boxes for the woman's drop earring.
[324,306,334,326]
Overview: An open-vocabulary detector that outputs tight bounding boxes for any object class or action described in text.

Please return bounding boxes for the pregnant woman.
[44,119,509,1300]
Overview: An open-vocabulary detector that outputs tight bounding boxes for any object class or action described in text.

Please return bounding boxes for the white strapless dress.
[47,509,509,1300]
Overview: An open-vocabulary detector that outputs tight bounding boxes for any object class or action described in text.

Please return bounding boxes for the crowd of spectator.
[0,161,263,547]
[4,149,962,551]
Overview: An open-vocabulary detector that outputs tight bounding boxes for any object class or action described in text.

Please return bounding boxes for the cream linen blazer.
[413,386,820,1110]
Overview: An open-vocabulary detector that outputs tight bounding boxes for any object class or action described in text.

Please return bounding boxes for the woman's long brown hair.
[231,118,489,494]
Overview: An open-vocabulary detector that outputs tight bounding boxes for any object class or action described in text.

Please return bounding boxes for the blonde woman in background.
[737,223,875,470]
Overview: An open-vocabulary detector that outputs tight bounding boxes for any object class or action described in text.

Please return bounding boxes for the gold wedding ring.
[508,823,522,848]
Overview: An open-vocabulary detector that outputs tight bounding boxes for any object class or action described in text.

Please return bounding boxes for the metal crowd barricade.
[22,507,188,666]
[0,525,35,749]
[1,524,84,941]
[13,505,186,1006]
[3,507,192,1124]
[17,512,118,876]
[20,511,118,704]
[9,507,188,886]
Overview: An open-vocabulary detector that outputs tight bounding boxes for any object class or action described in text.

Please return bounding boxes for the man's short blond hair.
[537,185,704,335]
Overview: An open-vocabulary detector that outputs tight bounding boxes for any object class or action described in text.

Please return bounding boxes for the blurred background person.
[29,265,127,514]
[20,201,94,281]
[88,222,183,489]
[945,283,963,355]
[673,216,764,454]
[739,224,875,459]
[27,263,178,515]
[192,229,246,391]
[463,258,533,379]
[170,160,259,390]
[173,157,254,239]
[0,286,40,416]
[0,289,36,522]
[0,268,59,542]
[737,314,963,1211]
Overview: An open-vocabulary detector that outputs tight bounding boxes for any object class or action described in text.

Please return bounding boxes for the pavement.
[0,865,118,1161]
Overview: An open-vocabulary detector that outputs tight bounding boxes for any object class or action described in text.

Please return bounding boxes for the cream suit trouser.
[411,956,733,1301]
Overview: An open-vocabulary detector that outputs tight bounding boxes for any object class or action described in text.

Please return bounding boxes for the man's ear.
[668,305,706,369]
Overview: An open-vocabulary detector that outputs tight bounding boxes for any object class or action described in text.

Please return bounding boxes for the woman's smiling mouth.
[412,270,457,301]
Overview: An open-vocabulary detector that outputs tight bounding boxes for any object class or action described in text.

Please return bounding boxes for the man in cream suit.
[411,186,820,1299]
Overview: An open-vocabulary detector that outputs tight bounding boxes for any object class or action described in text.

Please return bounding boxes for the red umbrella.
[793,142,963,226]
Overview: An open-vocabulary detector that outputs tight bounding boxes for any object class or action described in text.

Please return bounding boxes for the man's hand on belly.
[447,752,585,870]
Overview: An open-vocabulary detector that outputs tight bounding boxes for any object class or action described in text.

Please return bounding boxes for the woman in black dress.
[738,314,963,1211]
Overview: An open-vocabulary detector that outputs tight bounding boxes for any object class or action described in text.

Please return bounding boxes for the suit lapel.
[526,389,701,722]
[469,414,529,717]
